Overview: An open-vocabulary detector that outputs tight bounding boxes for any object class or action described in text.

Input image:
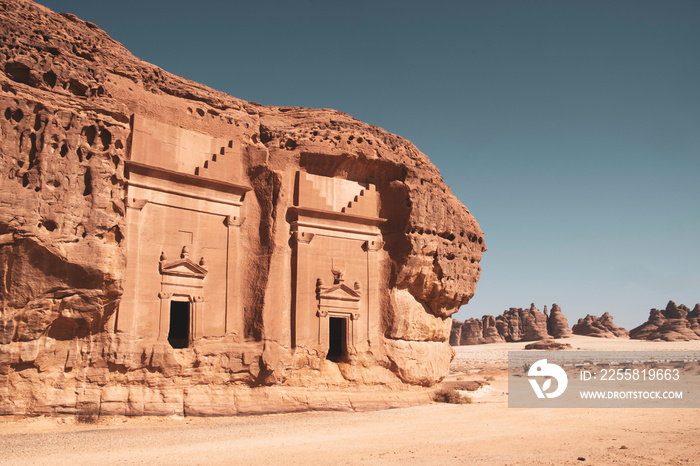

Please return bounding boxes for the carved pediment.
[159,258,208,279]
[318,283,361,302]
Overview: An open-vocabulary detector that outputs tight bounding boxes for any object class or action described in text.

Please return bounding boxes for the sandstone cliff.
[0,0,484,415]
[629,301,700,342]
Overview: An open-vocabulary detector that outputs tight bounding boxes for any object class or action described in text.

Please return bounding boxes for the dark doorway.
[327,317,347,362]
[168,301,190,349]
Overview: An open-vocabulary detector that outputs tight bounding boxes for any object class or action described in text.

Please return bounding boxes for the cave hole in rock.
[327,317,348,363]
[168,300,190,349]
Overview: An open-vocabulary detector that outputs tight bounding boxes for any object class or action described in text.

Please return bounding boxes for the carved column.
[118,198,149,334]
[191,295,205,340]
[293,231,315,348]
[225,215,245,335]
[157,291,173,341]
[363,239,383,340]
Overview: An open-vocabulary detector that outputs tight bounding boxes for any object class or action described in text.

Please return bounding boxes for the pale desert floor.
[1,336,700,465]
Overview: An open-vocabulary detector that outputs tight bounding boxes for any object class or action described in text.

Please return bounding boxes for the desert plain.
[1,335,699,466]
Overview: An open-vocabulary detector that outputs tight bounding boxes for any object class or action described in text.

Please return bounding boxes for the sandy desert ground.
[1,336,699,465]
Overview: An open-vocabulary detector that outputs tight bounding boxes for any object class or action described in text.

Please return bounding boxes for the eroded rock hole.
[5,62,30,84]
[60,143,68,157]
[67,79,88,96]
[41,219,57,232]
[42,70,56,87]
[82,167,92,196]
[82,125,96,146]
[27,133,37,168]
[33,113,43,131]
[11,108,23,123]
[99,128,111,150]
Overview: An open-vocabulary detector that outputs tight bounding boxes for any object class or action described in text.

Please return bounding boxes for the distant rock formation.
[629,301,700,341]
[449,315,504,345]
[572,312,629,338]
[496,303,549,342]
[451,303,571,345]
[546,304,573,338]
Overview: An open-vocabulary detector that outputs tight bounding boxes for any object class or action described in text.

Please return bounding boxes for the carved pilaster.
[157,292,172,341]
[191,296,204,339]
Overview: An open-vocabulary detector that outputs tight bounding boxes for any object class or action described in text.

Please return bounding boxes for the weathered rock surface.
[0,0,484,415]
[572,312,629,338]
[629,301,700,342]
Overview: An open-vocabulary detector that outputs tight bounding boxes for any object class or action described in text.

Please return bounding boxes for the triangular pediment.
[319,283,361,301]
[159,258,208,279]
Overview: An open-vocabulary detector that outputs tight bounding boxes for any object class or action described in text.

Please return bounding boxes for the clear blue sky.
[38,0,699,329]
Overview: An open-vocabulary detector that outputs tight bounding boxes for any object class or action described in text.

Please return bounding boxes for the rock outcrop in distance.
[572,312,628,338]
[0,0,485,415]
[524,338,572,350]
[450,303,570,345]
[546,304,572,338]
[629,301,700,342]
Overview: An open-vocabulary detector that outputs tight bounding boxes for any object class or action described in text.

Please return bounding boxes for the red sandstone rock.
[449,319,463,346]
[688,304,700,336]
[450,303,574,346]
[495,304,549,342]
[481,315,503,343]
[629,301,700,341]
[572,312,629,338]
[449,315,504,345]
[460,318,483,345]
[546,303,572,338]
[0,1,484,415]
[524,338,572,350]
